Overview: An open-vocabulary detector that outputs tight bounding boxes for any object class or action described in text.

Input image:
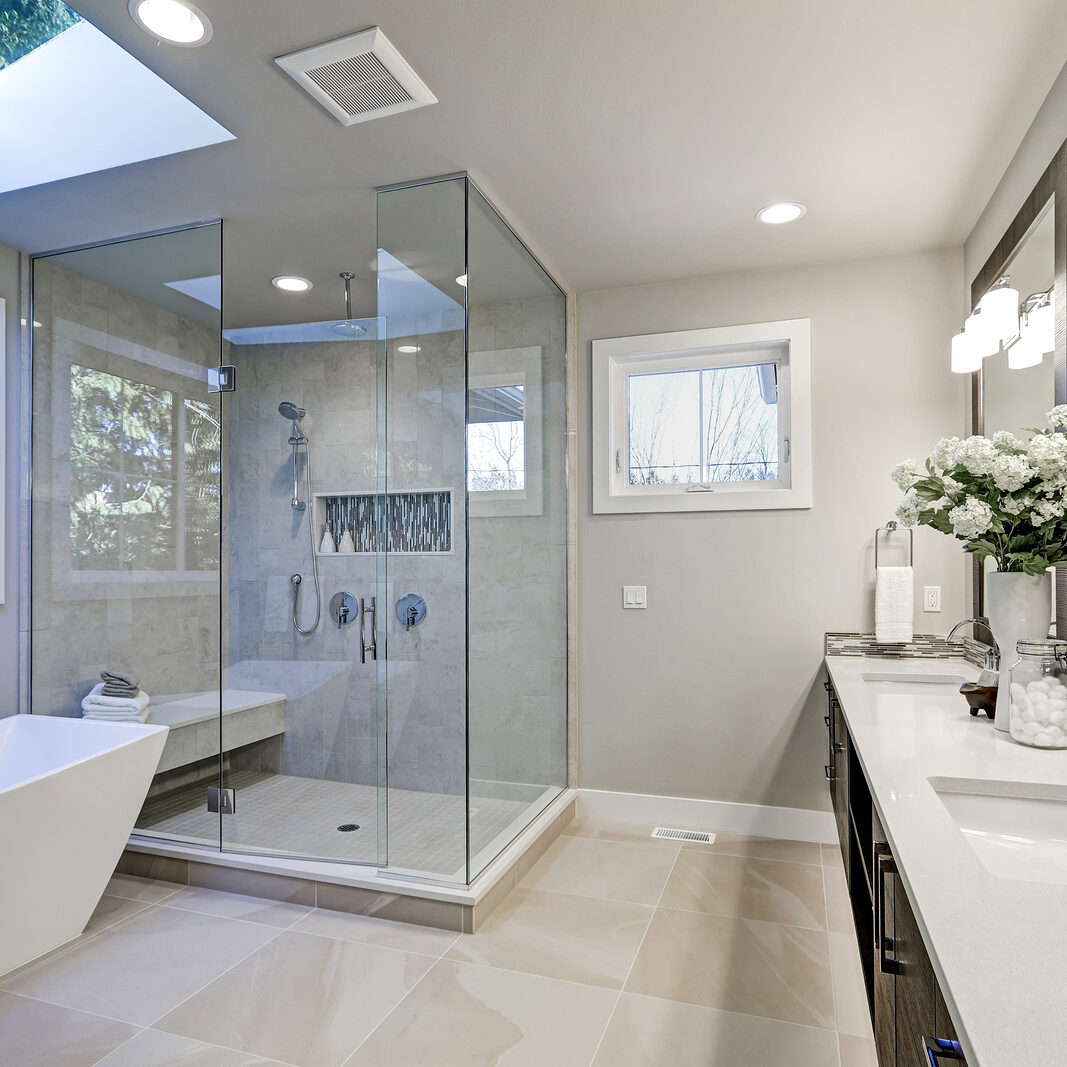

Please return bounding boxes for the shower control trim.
[360,596,377,663]
[329,591,358,627]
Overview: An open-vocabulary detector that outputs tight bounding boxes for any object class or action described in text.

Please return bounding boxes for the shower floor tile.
[136,770,536,877]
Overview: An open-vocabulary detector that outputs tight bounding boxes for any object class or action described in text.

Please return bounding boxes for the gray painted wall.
[575,249,969,812]
[0,242,20,716]
[965,58,1067,288]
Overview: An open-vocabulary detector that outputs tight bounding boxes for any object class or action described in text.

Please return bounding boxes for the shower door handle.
[360,596,377,663]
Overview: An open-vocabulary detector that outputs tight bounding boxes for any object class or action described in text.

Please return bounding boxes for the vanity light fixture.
[1007,329,1042,369]
[1028,295,1055,355]
[951,329,982,373]
[271,275,313,293]
[977,279,1020,346]
[455,274,468,287]
[396,345,420,353]
[964,311,999,358]
[756,202,806,225]
[128,0,212,46]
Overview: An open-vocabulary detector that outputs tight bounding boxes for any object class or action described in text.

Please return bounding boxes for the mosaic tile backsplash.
[825,632,988,669]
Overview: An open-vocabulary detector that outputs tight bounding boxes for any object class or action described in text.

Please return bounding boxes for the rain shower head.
[278,401,306,421]
[330,270,368,337]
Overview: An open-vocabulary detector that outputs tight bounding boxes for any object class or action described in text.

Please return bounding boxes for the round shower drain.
[337,823,361,832]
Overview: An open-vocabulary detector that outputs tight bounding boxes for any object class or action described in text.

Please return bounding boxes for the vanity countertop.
[825,654,1067,1067]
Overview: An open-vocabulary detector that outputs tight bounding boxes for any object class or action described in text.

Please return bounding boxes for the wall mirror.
[972,141,1066,630]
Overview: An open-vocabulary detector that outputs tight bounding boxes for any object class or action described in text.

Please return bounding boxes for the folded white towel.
[81,683,150,714]
[84,706,150,724]
[875,566,914,643]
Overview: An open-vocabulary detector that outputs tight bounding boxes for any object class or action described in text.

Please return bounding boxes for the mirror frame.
[971,139,1067,635]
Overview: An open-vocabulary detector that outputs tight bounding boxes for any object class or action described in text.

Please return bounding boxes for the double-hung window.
[592,319,811,513]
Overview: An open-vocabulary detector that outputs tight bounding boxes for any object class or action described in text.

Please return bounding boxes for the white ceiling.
[2,0,1067,328]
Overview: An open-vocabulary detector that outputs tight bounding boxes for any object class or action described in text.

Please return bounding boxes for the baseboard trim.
[577,788,837,844]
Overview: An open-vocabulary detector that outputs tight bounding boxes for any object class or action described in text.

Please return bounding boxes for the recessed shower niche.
[315,490,452,555]
[28,174,568,890]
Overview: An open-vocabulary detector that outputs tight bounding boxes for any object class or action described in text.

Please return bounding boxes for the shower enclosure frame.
[21,177,573,892]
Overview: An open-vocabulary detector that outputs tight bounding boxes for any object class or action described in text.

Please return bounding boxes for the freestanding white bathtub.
[0,714,168,976]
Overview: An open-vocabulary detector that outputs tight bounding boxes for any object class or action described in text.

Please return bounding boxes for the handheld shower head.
[278,401,306,421]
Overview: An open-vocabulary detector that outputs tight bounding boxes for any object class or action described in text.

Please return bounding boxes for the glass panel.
[219,305,383,864]
[627,362,779,486]
[466,181,568,881]
[702,363,779,482]
[31,223,224,850]
[377,176,469,881]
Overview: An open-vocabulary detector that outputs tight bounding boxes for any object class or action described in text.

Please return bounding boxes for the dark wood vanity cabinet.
[824,678,967,1067]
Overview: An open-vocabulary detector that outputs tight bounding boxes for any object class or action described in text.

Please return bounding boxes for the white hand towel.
[81,683,151,714]
[875,566,914,643]
[83,706,151,724]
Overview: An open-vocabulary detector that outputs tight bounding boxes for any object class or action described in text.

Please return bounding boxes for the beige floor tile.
[0,990,139,1065]
[162,887,312,928]
[517,835,676,905]
[344,959,616,1066]
[684,832,824,865]
[103,873,184,903]
[591,992,840,1067]
[829,932,875,1038]
[561,817,683,850]
[839,1033,879,1067]
[84,894,152,935]
[659,851,827,929]
[157,930,433,1066]
[626,909,835,1029]
[291,908,459,957]
[445,887,652,989]
[824,865,854,934]
[2,906,277,1025]
[97,1028,281,1065]
[822,842,845,869]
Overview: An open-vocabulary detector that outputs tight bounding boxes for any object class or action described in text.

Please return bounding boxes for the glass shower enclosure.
[28,175,567,885]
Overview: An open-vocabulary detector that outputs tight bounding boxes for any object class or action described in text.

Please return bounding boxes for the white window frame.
[592,318,811,513]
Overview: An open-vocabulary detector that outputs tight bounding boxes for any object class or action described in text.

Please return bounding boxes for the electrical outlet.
[924,586,942,612]
[622,585,647,609]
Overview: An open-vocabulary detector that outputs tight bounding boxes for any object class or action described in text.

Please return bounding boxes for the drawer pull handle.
[876,848,901,975]
[923,1036,966,1064]
[824,764,833,780]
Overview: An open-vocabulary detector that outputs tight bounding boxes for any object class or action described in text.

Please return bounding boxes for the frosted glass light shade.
[951,330,982,373]
[964,312,999,357]
[1008,326,1042,369]
[978,286,1020,344]
[1029,301,1055,355]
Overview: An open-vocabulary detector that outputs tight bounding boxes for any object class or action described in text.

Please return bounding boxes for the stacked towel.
[81,682,151,724]
[100,669,141,698]
[875,566,914,643]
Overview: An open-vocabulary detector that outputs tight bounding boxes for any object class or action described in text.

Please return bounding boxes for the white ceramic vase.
[986,570,1053,732]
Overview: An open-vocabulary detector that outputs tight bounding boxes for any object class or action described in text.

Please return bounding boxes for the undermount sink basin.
[862,672,967,694]
[932,778,1067,885]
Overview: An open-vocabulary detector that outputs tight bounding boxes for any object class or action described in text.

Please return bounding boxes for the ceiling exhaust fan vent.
[275,27,436,126]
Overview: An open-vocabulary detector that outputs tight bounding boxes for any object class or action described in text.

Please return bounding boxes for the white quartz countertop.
[825,654,1067,1067]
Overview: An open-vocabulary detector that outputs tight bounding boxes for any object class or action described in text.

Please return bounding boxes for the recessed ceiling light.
[128,0,212,46]
[456,274,468,287]
[272,275,313,293]
[756,202,806,225]
[397,345,420,353]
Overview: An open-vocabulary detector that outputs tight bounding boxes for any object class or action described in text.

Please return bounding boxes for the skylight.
[0,0,80,69]
[0,2,234,194]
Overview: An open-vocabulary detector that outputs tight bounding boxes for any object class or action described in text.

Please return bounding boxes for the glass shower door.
[218,309,387,865]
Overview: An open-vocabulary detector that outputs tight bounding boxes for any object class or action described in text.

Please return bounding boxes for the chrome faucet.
[946,617,999,670]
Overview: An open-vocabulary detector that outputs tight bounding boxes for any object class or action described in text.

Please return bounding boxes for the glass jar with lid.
[1009,639,1067,748]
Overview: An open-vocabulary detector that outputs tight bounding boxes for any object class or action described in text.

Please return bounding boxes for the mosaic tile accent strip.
[321,490,451,554]
[825,632,987,668]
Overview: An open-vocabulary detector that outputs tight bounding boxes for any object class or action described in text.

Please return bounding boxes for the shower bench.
[148,690,286,773]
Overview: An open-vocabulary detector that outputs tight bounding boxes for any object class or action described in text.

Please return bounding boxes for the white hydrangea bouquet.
[891,406,1067,574]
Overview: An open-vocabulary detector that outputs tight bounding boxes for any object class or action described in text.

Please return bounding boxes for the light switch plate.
[924,585,942,612]
[622,585,647,609]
